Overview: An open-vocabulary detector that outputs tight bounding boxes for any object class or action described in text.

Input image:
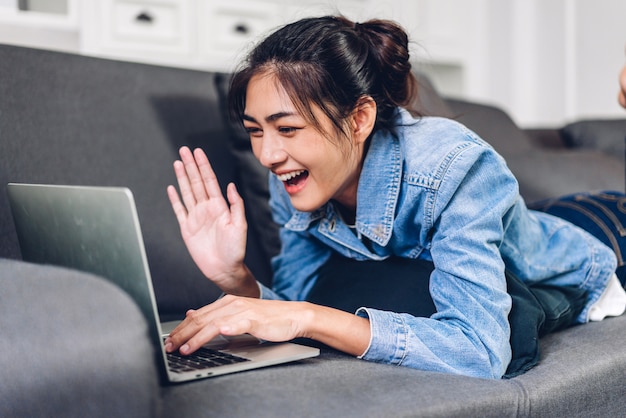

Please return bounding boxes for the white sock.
[588,273,626,321]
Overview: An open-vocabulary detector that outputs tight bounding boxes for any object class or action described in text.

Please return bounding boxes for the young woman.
[164,16,626,379]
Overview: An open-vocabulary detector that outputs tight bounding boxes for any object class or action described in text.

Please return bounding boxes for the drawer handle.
[233,23,250,35]
[136,11,155,24]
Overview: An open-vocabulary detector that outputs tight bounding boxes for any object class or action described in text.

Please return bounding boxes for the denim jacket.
[258,109,617,379]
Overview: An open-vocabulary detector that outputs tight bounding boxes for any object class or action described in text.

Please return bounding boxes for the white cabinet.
[80,0,193,66]
[195,0,283,71]
[0,0,410,73]
[0,0,79,53]
[106,1,188,46]
[79,0,369,72]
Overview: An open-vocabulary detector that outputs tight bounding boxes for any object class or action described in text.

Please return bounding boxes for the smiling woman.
[240,71,374,213]
[165,15,626,379]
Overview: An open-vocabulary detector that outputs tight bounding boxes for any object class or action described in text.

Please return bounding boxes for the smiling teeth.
[276,170,305,182]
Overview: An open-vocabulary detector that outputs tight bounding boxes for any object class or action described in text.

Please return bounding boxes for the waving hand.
[167,146,258,296]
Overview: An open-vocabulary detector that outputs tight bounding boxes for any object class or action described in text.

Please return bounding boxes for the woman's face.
[243,72,366,213]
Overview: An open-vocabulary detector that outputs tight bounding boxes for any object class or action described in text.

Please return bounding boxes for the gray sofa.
[1,43,625,417]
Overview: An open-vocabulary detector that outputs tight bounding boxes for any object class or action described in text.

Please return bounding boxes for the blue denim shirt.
[258,109,617,379]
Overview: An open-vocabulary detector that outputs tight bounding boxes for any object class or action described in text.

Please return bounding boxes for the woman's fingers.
[174,146,229,210]
[173,156,198,210]
[167,184,188,225]
[226,183,246,228]
[165,297,307,356]
[193,148,224,201]
[179,146,209,204]
[165,303,228,354]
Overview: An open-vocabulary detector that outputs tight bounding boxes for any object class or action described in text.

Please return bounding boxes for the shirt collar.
[353,117,402,246]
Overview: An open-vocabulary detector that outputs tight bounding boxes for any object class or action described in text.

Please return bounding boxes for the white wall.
[405,0,626,127]
[502,0,626,127]
[572,1,626,121]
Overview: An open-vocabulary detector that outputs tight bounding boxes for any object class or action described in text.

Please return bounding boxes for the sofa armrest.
[0,259,159,417]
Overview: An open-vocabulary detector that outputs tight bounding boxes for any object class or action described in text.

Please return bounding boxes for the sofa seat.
[159,315,626,418]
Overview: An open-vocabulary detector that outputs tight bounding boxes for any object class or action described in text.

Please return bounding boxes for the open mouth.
[277,170,309,191]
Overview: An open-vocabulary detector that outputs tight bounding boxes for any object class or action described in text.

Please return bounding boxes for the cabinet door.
[196,0,282,71]
[82,0,193,64]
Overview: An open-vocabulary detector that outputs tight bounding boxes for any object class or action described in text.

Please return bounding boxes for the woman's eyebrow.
[242,112,297,123]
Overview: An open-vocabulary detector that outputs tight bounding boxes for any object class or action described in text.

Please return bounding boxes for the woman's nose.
[256,135,287,168]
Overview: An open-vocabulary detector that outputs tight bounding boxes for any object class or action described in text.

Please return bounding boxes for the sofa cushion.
[506,149,625,203]
[560,118,626,157]
[412,72,455,118]
[0,258,158,417]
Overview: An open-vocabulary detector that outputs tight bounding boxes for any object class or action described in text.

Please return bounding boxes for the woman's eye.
[245,127,262,137]
[279,127,298,134]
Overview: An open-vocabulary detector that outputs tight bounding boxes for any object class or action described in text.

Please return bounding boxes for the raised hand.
[167,146,258,296]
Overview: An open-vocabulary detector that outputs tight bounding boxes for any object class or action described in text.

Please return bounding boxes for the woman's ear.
[351,96,377,145]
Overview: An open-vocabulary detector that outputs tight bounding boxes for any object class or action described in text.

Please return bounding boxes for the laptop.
[7,183,319,384]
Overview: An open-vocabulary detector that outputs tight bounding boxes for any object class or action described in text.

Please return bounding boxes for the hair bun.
[348,18,416,120]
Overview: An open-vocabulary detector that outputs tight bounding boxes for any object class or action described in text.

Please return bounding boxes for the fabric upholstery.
[445,98,536,157]
[561,118,626,157]
[0,258,159,417]
[160,315,626,417]
[412,72,455,118]
[506,149,624,204]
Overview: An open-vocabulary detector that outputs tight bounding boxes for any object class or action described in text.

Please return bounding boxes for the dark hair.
[228,15,419,143]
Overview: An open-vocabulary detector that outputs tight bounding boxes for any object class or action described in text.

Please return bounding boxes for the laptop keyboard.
[167,347,250,373]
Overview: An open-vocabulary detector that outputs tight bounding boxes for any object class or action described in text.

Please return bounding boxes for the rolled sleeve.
[357,306,508,379]
[356,307,407,363]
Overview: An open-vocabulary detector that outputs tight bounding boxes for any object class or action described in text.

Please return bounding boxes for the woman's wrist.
[300,302,371,356]
[215,264,260,298]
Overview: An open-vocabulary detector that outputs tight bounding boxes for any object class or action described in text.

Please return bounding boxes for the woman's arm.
[164,296,371,357]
